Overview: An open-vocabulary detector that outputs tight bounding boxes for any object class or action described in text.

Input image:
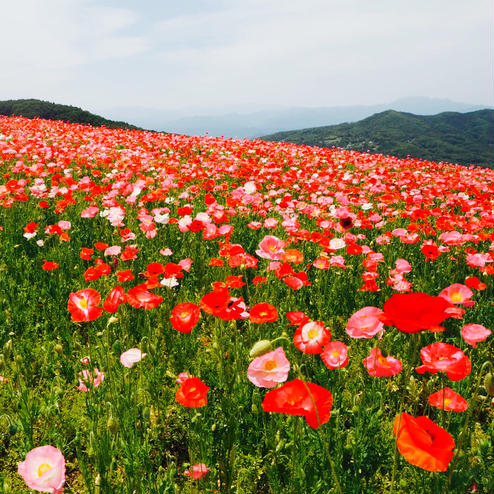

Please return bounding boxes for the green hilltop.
[0,98,145,131]
[261,109,494,168]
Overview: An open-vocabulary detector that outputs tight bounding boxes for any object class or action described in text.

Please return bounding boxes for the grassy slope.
[0,98,145,131]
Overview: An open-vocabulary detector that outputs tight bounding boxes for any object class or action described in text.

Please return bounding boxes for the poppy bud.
[484,373,494,396]
[3,339,12,355]
[251,403,258,415]
[0,354,4,370]
[54,343,63,355]
[107,415,119,433]
[249,339,272,358]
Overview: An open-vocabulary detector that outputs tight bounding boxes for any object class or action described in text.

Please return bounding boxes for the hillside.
[261,109,494,168]
[0,98,144,131]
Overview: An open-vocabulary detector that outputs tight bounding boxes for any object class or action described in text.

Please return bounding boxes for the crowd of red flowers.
[1,115,493,485]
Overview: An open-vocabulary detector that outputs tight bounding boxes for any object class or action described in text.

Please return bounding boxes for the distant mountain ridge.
[0,99,144,131]
[103,97,491,138]
[261,109,494,169]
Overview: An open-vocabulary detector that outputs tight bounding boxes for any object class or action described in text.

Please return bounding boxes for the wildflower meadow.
[0,116,492,493]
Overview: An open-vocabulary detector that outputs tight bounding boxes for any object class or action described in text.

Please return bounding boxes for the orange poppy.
[394,412,455,472]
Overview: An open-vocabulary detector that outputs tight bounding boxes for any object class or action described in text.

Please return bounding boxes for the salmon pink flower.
[321,341,349,369]
[382,292,453,333]
[77,368,105,391]
[428,387,468,412]
[294,321,331,354]
[184,463,209,479]
[262,378,333,429]
[461,324,491,347]
[247,347,290,388]
[67,288,103,322]
[439,284,475,307]
[363,347,402,377]
[18,445,65,493]
[170,303,201,333]
[416,342,471,381]
[120,348,147,368]
[346,306,384,339]
[394,413,455,471]
[256,235,285,260]
[175,376,209,407]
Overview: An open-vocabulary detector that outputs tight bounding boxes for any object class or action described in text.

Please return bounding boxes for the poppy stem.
[441,360,491,494]
[390,332,421,494]
[300,380,342,494]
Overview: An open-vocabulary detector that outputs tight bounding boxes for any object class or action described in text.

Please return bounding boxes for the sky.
[0,0,492,118]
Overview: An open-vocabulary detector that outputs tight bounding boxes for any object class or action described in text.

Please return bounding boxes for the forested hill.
[0,99,144,131]
[261,109,494,168]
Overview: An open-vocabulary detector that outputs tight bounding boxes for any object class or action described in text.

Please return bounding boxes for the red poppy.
[42,260,59,271]
[116,269,135,282]
[416,342,471,381]
[175,376,209,407]
[200,288,231,316]
[103,286,125,313]
[394,412,455,472]
[286,311,310,326]
[80,247,94,260]
[249,303,278,324]
[120,245,140,261]
[126,285,163,310]
[94,242,109,251]
[428,387,468,412]
[145,262,165,277]
[382,293,453,333]
[262,378,333,429]
[67,288,103,322]
[170,303,201,333]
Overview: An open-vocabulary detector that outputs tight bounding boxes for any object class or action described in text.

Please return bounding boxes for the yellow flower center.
[308,329,319,339]
[264,360,277,371]
[450,292,463,303]
[443,398,452,407]
[79,298,88,309]
[331,350,340,358]
[38,463,52,477]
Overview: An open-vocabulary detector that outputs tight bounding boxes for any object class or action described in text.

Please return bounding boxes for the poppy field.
[0,115,493,493]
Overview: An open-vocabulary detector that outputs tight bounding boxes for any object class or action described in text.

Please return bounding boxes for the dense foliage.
[262,109,494,169]
[0,99,143,132]
[0,116,493,494]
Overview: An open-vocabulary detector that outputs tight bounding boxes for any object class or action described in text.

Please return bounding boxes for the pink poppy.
[439,284,475,307]
[461,324,491,347]
[321,341,349,369]
[255,235,285,260]
[18,445,65,494]
[428,387,468,412]
[77,368,105,391]
[363,347,402,377]
[120,348,147,368]
[184,463,210,479]
[346,306,384,339]
[416,342,471,381]
[247,347,290,388]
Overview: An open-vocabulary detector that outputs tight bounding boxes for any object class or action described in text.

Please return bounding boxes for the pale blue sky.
[1,0,492,117]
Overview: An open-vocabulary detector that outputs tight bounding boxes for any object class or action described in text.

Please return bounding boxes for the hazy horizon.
[1,0,492,121]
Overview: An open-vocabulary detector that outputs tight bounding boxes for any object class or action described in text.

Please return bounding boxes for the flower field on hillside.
[0,116,493,494]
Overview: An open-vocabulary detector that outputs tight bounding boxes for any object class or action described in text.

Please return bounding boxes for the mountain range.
[103,97,490,138]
